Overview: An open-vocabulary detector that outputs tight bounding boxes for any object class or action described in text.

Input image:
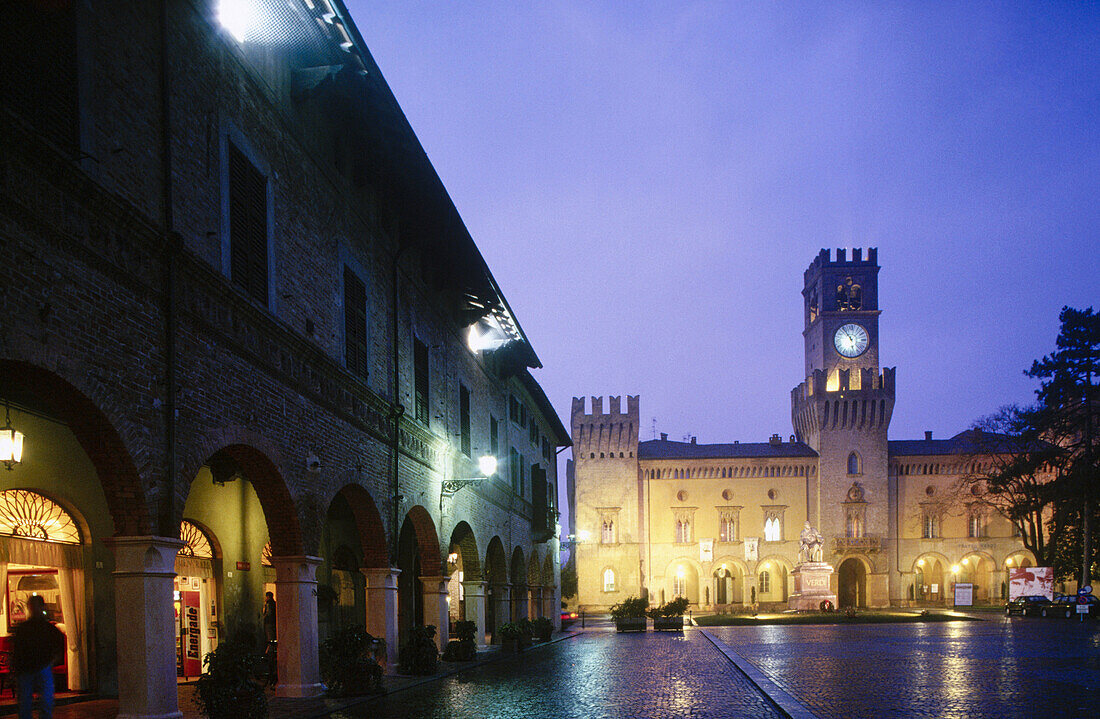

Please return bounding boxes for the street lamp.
[1,401,24,471]
[441,455,498,499]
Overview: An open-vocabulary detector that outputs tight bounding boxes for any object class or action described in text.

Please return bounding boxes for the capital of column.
[270,555,323,583]
[361,567,400,589]
[419,575,450,594]
[104,536,186,577]
[461,579,487,597]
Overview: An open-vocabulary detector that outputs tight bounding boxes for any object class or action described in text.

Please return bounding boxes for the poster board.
[1009,567,1053,600]
[953,582,973,607]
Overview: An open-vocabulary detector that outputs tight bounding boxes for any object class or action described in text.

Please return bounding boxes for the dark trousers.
[18,667,54,719]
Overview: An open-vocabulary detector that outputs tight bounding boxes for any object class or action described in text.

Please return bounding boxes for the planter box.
[534,629,552,642]
[501,638,523,653]
[614,617,647,632]
[652,616,684,631]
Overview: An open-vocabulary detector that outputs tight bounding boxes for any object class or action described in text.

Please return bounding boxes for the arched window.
[603,567,616,592]
[601,520,615,544]
[673,572,686,598]
[0,489,81,544]
[719,517,737,543]
[764,517,782,542]
[848,452,861,475]
[179,520,214,558]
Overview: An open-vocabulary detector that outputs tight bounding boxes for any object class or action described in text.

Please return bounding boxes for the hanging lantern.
[1,403,23,470]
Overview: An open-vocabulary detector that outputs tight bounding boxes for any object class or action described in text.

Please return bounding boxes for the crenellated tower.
[570,395,643,607]
[792,249,895,594]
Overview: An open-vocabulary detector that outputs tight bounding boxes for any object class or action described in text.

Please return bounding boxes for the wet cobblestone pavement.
[334,629,784,719]
[708,616,1100,719]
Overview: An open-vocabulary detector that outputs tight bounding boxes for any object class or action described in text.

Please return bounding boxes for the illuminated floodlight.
[478,455,498,477]
[219,0,252,42]
[577,529,591,542]
[917,559,925,567]
[950,564,960,574]
[1005,558,1013,567]
[961,557,969,566]
[676,568,686,579]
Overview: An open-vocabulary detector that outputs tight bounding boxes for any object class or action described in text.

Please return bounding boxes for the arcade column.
[271,556,323,697]
[361,567,400,666]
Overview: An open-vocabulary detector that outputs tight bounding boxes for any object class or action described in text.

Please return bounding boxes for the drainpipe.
[389,245,407,565]
[159,0,177,537]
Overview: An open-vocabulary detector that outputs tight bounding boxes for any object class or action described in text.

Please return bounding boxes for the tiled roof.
[639,439,817,460]
[888,430,1025,457]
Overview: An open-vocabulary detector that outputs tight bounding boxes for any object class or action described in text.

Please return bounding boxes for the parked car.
[560,610,579,628]
[1005,595,1051,617]
[1044,594,1099,619]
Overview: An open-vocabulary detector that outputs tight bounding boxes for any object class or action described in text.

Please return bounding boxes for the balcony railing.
[832,536,881,552]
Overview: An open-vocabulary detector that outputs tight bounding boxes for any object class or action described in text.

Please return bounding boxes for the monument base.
[788,562,838,611]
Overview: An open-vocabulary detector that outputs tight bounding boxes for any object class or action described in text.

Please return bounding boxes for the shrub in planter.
[516,618,534,647]
[398,625,439,675]
[320,625,384,697]
[498,622,526,652]
[532,616,553,641]
[648,597,689,630]
[194,638,267,719]
[610,596,649,632]
[442,620,477,661]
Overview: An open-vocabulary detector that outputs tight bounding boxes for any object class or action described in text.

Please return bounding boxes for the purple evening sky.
[346,2,1099,465]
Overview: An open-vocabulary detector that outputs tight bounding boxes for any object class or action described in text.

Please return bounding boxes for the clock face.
[834,323,870,358]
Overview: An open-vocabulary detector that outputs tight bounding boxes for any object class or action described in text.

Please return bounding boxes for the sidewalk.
[2,633,582,719]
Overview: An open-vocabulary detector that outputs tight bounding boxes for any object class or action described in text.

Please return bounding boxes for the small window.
[967,513,984,539]
[758,571,771,593]
[529,421,538,444]
[603,568,616,593]
[490,415,499,455]
[846,513,864,538]
[459,383,471,457]
[675,519,691,544]
[413,339,429,424]
[764,517,782,542]
[922,513,937,539]
[847,452,861,475]
[601,520,615,544]
[719,517,737,543]
[229,142,270,305]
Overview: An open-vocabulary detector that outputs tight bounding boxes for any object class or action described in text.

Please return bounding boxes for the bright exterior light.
[951,565,960,574]
[1005,558,1013,566]
[917,559,925,567]
[961,557,969,566]
[1,404,23,471]
[676,568,686,579]
[478,454,498,476]
[447,552,459,565]
[218,0,252,42]
[577,529,591,542]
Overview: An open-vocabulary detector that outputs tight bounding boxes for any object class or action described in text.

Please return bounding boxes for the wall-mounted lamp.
[1,401,25,471]
[441,455,498,499]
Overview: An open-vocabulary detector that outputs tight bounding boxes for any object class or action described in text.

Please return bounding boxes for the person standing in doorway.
[12,594,64,719]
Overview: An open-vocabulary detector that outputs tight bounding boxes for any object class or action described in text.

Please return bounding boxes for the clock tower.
[792,248,896,606]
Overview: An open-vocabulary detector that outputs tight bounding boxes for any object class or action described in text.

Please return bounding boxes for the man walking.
[12,595,64,719]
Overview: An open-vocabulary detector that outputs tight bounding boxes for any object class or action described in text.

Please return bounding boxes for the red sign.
[236,561,250,571]
[182,590,202,677]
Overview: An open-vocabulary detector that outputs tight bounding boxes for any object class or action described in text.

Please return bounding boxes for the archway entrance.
[757,560,788,603]
[667,561,700,604]
[712,564,743,606]
[174,520,219,680]
[396,506,439,648]
[957,554,994,604]
[446,522,480,637]
[838,558,867,608]
[484,537,506,642]
[510,547,527,622]
[914,557,946,604]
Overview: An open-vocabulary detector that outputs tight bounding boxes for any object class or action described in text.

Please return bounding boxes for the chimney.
[690,436,697,444]
[925,430,933,441]
[660,432,668,441]
[769,433,781,446]
[789,435,796,443]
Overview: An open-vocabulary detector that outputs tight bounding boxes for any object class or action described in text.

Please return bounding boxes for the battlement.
[571,394,640,420]
[804,247,878,284]
[791,367,896,401]
[571,395,640,459]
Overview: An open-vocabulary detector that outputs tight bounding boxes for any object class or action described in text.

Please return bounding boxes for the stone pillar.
[543,584,556,622]
[271,556,323,698]
[362,567,400,667]
[493,584,511,641]
[105,536,185,719]
[530,586,542,619]
[462,579,488,648]
[420,575,450,650]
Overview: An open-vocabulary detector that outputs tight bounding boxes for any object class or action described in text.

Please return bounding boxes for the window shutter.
[229,144,269,304]
[343,266,369,379]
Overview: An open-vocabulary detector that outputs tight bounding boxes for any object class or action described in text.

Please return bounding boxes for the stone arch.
[527,551,542,586]
[332,484,388,570]
[838,556,869,608]
[510,546,527,588]
[663,556,703,604]
[0,360,150,536]
[1001,549,1035,568]
[484,536,507,584]
[403,505,442,575]
[542,553,554,586]
[179,516,223,560]
[447,521,481,579]
[911,551,951,574]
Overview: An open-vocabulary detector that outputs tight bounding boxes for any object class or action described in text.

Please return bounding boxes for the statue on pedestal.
[798,521,824,564]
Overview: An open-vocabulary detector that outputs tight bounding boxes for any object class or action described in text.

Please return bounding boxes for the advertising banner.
[1009,566,1053,600]
[183,590,202,677]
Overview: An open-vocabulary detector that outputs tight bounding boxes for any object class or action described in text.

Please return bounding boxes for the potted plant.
[194,638,267,719]
[442,620,478,661]
[531,616,553,642]
[397,624,439,675]
[498,622,524,653]
[609,596,649,632]
[648,596,689,631]
[320,625,384,696]
[516,617,534,648]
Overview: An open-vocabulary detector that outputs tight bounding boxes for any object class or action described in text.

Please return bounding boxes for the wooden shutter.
[229,144,269,304]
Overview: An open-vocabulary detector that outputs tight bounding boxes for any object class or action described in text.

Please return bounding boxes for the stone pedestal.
[105,536,185,719]
[462,580,488,648]
[362,567,400,666]
[271,556,323,697]
[788,562,838,611]
[420,575,450,649]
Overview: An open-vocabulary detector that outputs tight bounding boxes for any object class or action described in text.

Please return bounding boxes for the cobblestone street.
[334,629,784,719]
[707,617,1100,719]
